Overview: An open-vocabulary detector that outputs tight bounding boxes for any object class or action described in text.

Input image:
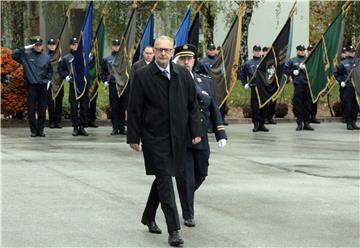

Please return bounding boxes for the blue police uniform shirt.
[334,57,358,86]
[239,57,262,86]
[284,55,307,85]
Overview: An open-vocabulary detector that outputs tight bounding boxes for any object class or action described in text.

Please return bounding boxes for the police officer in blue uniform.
[12,37,52,137]
[239,45,269,132]
[59,37,89,136]
[284,45,314,131]
[334,46,359,130]
[174,44,227,227]
[100,39,127,135]
[47,38,64,129]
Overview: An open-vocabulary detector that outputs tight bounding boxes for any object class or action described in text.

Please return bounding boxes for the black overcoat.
[127,61,202,176]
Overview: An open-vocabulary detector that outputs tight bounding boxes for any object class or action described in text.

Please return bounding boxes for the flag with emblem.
[50,8,70,101]
[251,4,295,108]
[351,40,360,105]
[304,2,351,102]
[111,7,137,97]
[175,6,191,47]
[209,4,244,107]
[188,11,199,49]
[88,17,105,101]
[72,1,93,99]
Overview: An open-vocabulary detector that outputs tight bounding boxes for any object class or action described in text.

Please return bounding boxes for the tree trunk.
[239,1,255,64]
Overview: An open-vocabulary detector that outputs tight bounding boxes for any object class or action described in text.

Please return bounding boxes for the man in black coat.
[131,45,154,73]
[127,36,202,247]
[12,38,52,137]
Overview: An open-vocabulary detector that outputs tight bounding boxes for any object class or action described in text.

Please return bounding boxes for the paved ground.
[1,123,359,247]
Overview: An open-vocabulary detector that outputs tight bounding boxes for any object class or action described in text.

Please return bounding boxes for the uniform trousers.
[176,149,210,220]
[342,85,359,124]
[109,82,128,129]
[27,84,48,134]
[266,99,277,121]
[142,175,180,233]
[88,92,98,124]
[293,84,312,123]
[48,86,64,125]
[251,87,266,125]
[69,85,89,127]
[310,100,318,120]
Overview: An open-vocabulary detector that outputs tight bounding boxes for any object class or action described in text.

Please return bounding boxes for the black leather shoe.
[223,121,229,126]
[268,119,277,125]
[72,127,79,136]
[30,132,37,137]
[142,220,162,234]
[252,123,259,132]
[38,131,46,137]
[168,231,184,247]
[347,124,354,130]
[118,128,127,135]
[296,122,303,131]
[303,123,314,131]
[55,123,62,129]
[184,218,195,227]
[110,128,119,135]
[88,122,98,128]
[351,122,360,130]
[258,124,269,132]
[310,118,321,124]
[78,126,89,136]
[49,122,55,129]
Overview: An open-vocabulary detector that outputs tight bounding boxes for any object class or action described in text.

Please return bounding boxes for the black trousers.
[69,85,89,127]
[27,84,48,133]
[342,86,359,124]
[176,149,210,220]
[310,100,318,119]
[339,87,345,118]
[109,83,128,129]
[142,175,180,233]
[220,100,227,121]
[251,87,266,125]
[293,84,312,123]
[48,86,64,125]
[266,99,277,121]
[88,92,98,123]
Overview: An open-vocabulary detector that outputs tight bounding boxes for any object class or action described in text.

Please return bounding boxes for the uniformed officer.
[306,44,321,124]
[339,47,347,122]
[100,39,127,135]
[12,37,52,137]
[262,46,277,125]
[239,45,269,132]
[174,44,227,227]
[59,37,89,136]
[334,45,359,130]
[47,38,64,129]
[284,45,314,131]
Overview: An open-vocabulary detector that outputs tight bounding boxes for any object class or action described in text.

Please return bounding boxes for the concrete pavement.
[1,123,359,247]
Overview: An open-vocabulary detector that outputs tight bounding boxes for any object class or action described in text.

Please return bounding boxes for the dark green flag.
[304,3,350,102]
[111,8,137,97]
[351,40,360,105]
[209,6,243,107]
[88,18,105,101]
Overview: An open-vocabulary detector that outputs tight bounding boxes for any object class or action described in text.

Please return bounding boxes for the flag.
[304,3,350,103]
[88,18,105,101]
[72,1,93,99]
[175,7,191,47]
[351,40,360,105]
[111,7,137,97]
[251,13,293,108]
[188,11,199,49]
[209,5,244,107]
[50,11,69,101]
[133,13,154,63]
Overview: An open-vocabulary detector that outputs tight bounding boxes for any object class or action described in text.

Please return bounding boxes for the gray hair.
[154,36,174,48]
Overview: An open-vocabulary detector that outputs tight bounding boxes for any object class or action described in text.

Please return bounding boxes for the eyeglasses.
[154,47,173,53]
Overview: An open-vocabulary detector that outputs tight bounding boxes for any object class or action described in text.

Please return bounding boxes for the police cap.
[31,37,43,45]
[174,44,197,58]
[345,46,355,52]
[207,43,216,50]
[296,45,306,51]
[342,47,346,52]
[262,46,269,52]
[112,39,120,46]
[47,38,56,45]
[70,37,78,45]
[253,45,261,51]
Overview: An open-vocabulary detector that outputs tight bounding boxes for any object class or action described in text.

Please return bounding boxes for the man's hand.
[192,137,201,144]
[244,83,250,90]
[65,75,71,82]
[299,63,306,70]
[218,139,227,148]
[129,143,140,152]
[104,81,109,88]
[24,44,35,50]
[293,70,299,76]
[47,81,51,90]
[340,81,346,88]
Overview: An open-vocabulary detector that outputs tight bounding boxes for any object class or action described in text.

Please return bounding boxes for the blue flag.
[175,7,191,47]
[73,1,93,99]
[133,14,154,63]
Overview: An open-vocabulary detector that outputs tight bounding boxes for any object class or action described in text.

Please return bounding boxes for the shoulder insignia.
[199,73,211,79]
[196,77,202,83]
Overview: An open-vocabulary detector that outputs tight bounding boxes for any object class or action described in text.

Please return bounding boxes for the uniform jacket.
[59,52,75,83]
[188,73,227,150]
[284,55,307,85]
[195,56,216,75]
[239,57,262,86]
[100,51,118,84]
[12,48,52,85]
[127,61,202,176]
[334,57,358,87]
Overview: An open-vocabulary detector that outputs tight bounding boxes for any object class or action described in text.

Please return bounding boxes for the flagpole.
[151,1,158,13]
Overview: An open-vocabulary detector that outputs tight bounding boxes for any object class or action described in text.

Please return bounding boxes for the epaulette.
[199,73,212,79]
